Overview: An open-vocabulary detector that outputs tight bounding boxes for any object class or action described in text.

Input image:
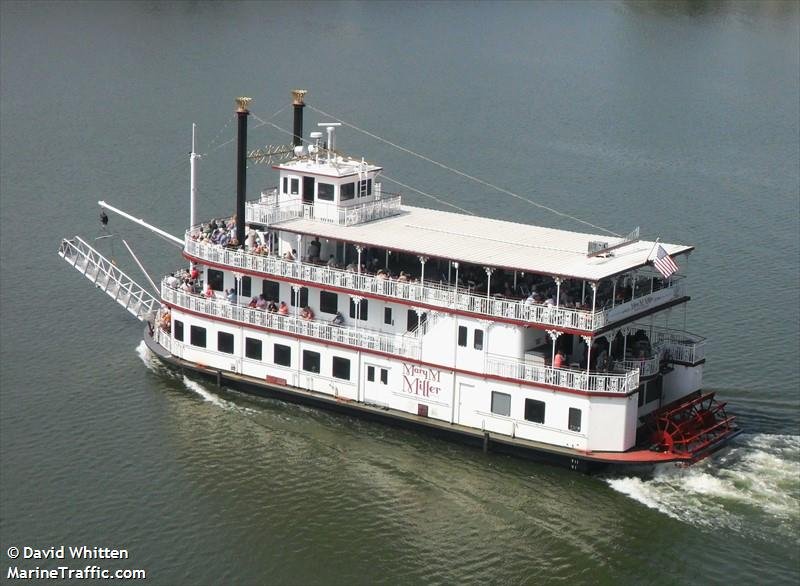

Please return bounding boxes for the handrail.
[162,281,640,393]
[246,193,403,227]
[161,282,421,359]
[636,324,706,364]
[485,356,639,394]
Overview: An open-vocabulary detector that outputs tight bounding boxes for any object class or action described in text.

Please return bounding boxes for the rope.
[307,104,621,237]
[207,105,291,156]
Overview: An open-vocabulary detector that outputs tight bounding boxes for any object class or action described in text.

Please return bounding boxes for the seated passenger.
[256,295,268,310]
[331,311,345,326]
[278,301,289,315]
[283,249,296,261]
[300,306,314,320]
[397,271,409,283]
[553,350,566,369]
[326,255,337,268]
[267,300,278,313]
[248,296,259,308]
[226,288,237,303]
[205,285,214,298]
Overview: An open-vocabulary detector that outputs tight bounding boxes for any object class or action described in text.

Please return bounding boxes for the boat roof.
[273,156,382,179]
[271,205,694,281]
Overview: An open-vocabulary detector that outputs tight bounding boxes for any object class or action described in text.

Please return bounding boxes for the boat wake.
[605,433,800,541]
[135,341,253,413]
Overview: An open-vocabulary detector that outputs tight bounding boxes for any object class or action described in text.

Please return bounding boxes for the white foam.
[135,340,161,373]
[605,433,800,540]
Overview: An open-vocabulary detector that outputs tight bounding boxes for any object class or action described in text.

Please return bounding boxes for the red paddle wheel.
[644,392,739,462]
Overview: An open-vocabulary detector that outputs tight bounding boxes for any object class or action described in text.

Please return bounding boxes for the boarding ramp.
[58,236,160,322]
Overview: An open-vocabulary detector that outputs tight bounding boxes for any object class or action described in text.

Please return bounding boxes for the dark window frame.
[317,182,335,201]
[524,398,546,424]
[384,307,393,325]
[245,337,262,360]
[291,287,309,308]
[380,368,388,385]
[218,331,234,354]
[568,407,582,432]
[332,357,351,380]
[458,326,468,347]
[173,319,184,341]
[290,177,299,195]
[367,366,375,382]
[190,325,207,348]
[302,350,321,373]
[349,297,368,321]
[274,344,292,367]
[474,329,484,350]
[262,279,280,301]
[319,291,338,315]
[207,269,224,292]
[340,182,355,201]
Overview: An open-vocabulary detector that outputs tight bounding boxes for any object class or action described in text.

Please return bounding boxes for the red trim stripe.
[165,301,638,399]
[183,251,594,337]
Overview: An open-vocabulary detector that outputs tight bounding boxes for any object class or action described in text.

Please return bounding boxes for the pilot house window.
[317,183,334,201]
[341,182,355,201]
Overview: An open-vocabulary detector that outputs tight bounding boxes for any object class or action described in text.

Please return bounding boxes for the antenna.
[317,122,342,163]
[309,131,323,164]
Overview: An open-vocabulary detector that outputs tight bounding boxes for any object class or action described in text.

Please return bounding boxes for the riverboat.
[58,91,740,471]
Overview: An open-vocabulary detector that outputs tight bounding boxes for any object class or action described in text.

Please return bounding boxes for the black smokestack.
[292,89,307,147]
[235,97,251,248]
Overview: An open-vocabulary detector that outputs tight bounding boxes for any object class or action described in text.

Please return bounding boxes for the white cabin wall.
[488,323,527,361]
[586,395,638,451]
[663,364,703,404]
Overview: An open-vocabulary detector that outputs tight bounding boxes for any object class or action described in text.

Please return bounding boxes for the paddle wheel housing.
[643,392,739,462]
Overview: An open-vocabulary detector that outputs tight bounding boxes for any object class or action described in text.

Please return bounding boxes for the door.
[302,176,315,204]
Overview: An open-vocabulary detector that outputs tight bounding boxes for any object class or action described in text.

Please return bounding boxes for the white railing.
[245,193,403,227]
[58,236,159,322]
[161,282,640,393]
[161,283,421,359]
[647,326,706,364]
[485,356,640,394]
[612,355,662,378]
[184,237,606,331]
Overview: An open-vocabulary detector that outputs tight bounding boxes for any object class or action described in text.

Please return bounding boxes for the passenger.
[397,271,409,283]
[308,237,321,262]
[326,254,337,268]
[283,249,295,261]
[180,279,192,293]
[345,262,357,273]
[331,311,345,326]
[267,300,278,313]
[226,288,237,304]
[376,270,387,280]
[300,306,314,320]
[205,284,214,298]
[160,308,171,331]
[248,296,259,308]
[190,265,200,281]
[278,301,289,315]
[256,295,268,310]
[553,350,566,369]
[166,273,180,288]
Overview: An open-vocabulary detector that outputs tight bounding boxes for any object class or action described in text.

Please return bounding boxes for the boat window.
[173,320,184,342]
[218,331,234,354]
[637,387,645,407]
[458,326,468,347]
[318,183,335,201]
[384,307,392,325]
[524,399,545,424]
[320,291,338,314]
[262,279,280,301]
[238,276,251,298]
[207,269,224,291]
[332,357,351,380]
[245,337,262,360]
[367,366,375,382]
[380,368,388,385]
[290,178,299,195]
[568,408,582,432]
[474,329,484,350]
[283,177,288,194]
[291,286,309,307]
[341,182,355,201]
[274,344,291,367]
[407,309,419,331]
[491,391,511,417]
[302,350,321,374]
[190,325,206,348]
[349,298,368,321]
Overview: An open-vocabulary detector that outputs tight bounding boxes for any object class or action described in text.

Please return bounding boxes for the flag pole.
[645,237,661,262]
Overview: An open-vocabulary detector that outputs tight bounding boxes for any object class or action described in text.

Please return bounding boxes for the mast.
[235,97,251,248]
[292,89,307,147]
[190,123,198,229]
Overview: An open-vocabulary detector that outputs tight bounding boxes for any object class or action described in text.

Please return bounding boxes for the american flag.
[653,245,679,279]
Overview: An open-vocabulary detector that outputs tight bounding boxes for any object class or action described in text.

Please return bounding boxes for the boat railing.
[485,355,640,394]
[184,236,605,331]
[611,354,662,378]
[645,325,706,364]
[245,193,403,227]
[161,282,421,359]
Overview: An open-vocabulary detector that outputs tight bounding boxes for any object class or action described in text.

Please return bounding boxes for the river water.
[1,1,798,584]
